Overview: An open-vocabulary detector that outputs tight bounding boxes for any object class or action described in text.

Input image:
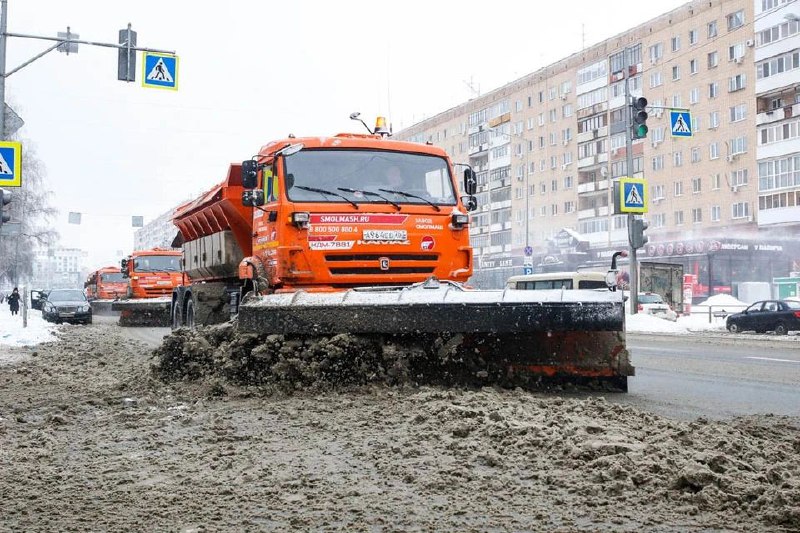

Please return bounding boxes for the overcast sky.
[7,0,686,268]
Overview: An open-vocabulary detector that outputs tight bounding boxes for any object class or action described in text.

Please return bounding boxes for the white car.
[637,292,678,321]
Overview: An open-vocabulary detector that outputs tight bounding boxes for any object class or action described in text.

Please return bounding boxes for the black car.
[726,299,800,335]
[41,289,93,325]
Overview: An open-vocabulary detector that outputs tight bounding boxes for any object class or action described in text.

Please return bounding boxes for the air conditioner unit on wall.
[734,56,743,64]
[746,39,754,47]
[727,154,737,162]
[731,185,739,192]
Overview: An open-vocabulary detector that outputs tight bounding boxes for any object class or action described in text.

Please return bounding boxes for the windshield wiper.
[378,189,440,211]
[338,187,401,210]
[294,185,359,209]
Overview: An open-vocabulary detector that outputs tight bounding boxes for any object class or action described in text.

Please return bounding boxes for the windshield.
[133,255,181,272]
[48,289,87,302]
[284,149,457,206]
[101,272,125,283]
[638,294,664,304]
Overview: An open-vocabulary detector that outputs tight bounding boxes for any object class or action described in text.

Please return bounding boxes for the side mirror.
[463,168,477,195]
[242,160,259,189]
[461,195,477,212]
[242,189,265,207]
[120,259,129,277]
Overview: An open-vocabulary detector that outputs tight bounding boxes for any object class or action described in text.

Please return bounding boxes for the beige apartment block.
[397,0,800,293]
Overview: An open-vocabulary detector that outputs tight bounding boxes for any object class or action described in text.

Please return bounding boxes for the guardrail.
[688,304,748,323]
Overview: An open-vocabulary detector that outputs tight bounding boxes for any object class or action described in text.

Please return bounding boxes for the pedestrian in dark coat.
[8,287,20,315]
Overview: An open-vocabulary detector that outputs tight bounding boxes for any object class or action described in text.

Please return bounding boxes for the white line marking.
[745,357,799,363]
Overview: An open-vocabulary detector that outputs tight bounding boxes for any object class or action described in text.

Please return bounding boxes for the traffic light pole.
[623,46,639,315]
[0,0,175,139]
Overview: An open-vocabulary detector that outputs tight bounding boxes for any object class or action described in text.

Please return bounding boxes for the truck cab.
[85,266,128,301]
[121,248,184,298]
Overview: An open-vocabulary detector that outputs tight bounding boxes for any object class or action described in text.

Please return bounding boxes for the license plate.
[363,229,407,241]
[156,280,172,285]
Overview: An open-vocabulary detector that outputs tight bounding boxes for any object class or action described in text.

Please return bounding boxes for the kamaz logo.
[379,257,390,271]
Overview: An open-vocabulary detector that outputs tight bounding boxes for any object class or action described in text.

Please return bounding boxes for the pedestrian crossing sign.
[0,141,22,187]
[142,52,179,90]
[619,177,648,213]
[670,110,692,137]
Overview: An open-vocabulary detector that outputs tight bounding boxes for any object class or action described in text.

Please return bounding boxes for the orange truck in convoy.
[84,266,128,314]
[169,116,633,390]
[111,248,184,326]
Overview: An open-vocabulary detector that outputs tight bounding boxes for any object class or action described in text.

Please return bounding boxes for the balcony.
[758,204,800,227]
[756,103,797,126]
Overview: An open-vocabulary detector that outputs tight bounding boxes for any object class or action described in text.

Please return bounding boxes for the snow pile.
[696,294,748,308]
[626,312,727,334]
[0,311,58,347]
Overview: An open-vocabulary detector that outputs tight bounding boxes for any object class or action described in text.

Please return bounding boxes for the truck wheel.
[185,300,196,329]
[171,300,183,329]
[774,322,788,335]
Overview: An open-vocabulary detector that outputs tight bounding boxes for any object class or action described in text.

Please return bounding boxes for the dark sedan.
[42,289,93,325]
[726,299,800,335]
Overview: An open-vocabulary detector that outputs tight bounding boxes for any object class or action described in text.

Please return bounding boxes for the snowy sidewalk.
[0,311,59,350]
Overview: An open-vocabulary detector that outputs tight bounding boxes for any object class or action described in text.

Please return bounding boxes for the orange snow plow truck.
[169,116,634,390]
[111,248,184,326]
[84,265,127,315]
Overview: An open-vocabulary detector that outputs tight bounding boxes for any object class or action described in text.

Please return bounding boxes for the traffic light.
[631,96,649,139]
[0,188,11,228]
[629,217,649,249]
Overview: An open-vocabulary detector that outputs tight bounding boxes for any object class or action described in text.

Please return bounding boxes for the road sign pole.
[623,46,639,315]
[0,0,9,140]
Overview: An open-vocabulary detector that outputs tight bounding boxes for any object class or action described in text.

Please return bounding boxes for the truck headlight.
[451,213,469,229]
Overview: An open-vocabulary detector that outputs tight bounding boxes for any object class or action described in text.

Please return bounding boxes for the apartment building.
[133,207,179,251]
[753,0,800,230]
[396,0,800,296]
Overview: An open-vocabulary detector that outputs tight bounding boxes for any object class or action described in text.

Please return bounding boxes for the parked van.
[505,271,610,291]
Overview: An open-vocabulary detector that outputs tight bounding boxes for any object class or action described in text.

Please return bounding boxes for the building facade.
[133,207,179,251]
[30,246,89,290]
[396,0,800,297]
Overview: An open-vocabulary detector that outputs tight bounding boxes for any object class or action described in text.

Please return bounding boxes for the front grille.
[143,287,172,296]
[325,254,437,262]
[329,267,436,275]
[325,253,438,276]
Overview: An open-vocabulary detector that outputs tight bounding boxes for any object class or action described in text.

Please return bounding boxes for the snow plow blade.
[237,279,633,390]
[111,298,172,327]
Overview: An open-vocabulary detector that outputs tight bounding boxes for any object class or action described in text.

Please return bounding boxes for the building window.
[689,29,699,45]
[709,111,720,128]
[708,51,719,68]
[731,202,750,219]
[652,127,665,143]
[692,207,703,223]
[757,50,800,79]
[709,142,719,159]
[652,184,665,199]
[759,118,800,145]
[671,36,681,52]
[653,213,666,228]
[690,59,698,74]
[692,176,702,193]
[564,201,575,214]
[727,10,745,31]
[730,136,748,155]
[551,204,558,216]
[712,173,721,190]
[650,71,663,87]
[729,104,747,122]
[691,147,701,163]
[711,205,721,221]
[728,43,745,62]
[672,65,681,80]
[652,155,664,171]
[564,175,573,189]
[674,180,684,196]
[674,210,685,225]
[757,19,800,47]
[562,104,573,118]
[690,87,700,104]
[708,20,718,38]
[550,156,557,169]
[709,82,718,98]
[649,43,663,62]
[673,151,683,167]
[729,74,746,92]
[731,168,749,186]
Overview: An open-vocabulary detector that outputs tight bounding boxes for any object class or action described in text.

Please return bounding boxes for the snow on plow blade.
[238,279,633,389]
[111,298,172,327]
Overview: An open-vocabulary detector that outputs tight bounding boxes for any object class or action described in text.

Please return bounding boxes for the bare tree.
[0,138,58,286]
